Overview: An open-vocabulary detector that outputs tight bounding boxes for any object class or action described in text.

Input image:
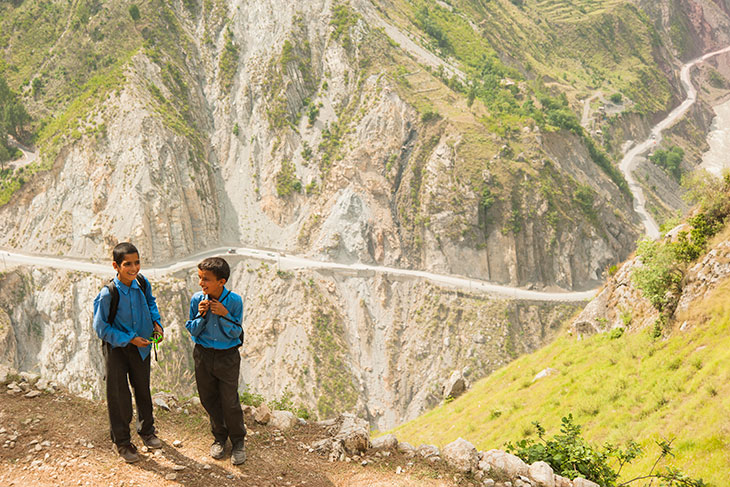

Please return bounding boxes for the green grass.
[389,279,730,485]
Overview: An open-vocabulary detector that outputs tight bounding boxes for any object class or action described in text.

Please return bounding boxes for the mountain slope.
[389,216,730,485]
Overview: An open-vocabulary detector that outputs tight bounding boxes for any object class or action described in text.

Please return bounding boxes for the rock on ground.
[528,461,555,487]
[442,437,478,473]
[254,404,272,424]
[270,410,298,431]
[371,433,398,450]
[480,449,529,478]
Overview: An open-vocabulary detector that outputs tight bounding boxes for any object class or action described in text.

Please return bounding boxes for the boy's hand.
[209,299,229,317]
[130,336,151,347]
[198,300,211,316]
[153,322,164,343]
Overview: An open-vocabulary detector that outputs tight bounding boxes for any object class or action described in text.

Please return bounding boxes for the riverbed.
[701,98,730,177]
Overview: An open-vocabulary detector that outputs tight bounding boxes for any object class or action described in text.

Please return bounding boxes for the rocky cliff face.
[1,0,730,431]
[0,0,697,289]
[0,261,581,430]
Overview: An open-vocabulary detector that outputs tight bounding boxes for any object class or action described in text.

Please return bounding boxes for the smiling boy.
[93,242,164,463]
[185,256,246,465]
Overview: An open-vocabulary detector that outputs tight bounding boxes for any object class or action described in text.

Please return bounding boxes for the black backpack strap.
[136,274,148,293]
[104,279,120,326]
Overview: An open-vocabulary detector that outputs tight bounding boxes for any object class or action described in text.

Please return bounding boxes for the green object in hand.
[150,331,162,361]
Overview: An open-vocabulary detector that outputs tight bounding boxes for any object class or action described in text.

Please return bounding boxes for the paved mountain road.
[619,45,730,239]
[0,247,596,303]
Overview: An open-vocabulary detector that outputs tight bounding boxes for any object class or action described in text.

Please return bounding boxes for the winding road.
[2,41,728,303]
[0,246,596,303]
[618,45,730,239]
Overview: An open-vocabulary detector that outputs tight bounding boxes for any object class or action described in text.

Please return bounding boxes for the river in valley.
[701,97,730,177]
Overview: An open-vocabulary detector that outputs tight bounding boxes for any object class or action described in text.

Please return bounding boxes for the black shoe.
[140,433,162,449]
[231,441,246,465]
[210,441,225,460]
[117,443,141,463]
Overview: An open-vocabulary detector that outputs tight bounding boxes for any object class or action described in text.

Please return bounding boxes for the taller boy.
[185,257,246,465]
[93,242,164,463]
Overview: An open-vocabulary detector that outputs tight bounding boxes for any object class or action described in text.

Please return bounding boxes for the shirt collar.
[114,276,139,295]
[208,286,229,302]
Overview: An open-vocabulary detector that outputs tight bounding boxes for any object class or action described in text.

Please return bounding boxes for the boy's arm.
[93,290,135,347]
[184,295,207,337]
[142,276,163,330]
[218,294,243,339]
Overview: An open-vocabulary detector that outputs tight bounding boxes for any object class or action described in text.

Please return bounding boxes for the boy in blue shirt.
[185,256,246,465]
[93,242,164,463]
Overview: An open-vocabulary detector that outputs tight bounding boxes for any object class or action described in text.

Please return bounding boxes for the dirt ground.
[0,385,478,487]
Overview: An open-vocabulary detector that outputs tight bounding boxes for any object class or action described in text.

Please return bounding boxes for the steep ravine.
[0,262,582,430]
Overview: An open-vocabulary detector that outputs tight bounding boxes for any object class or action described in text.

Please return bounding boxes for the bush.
[632,239,682,311]
[609,92,623,103]
[129,4,140,21]
[507,415,708,486]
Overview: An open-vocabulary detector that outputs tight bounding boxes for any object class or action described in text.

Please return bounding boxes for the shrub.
[632,239,682,311]
[129,4,140,21]
[609,92,623,103]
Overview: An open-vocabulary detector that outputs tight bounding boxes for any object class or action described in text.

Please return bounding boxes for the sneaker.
[231,441,246,465]
[117,443,140,463]
[210,441,225,460]
[140,433,162,449]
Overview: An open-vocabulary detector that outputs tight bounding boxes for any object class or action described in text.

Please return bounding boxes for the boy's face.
[113,252,141,285]
[198,269,226,298]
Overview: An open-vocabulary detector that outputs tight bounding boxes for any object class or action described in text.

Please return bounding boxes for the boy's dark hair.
[113,242,139,266]
[198,257,230,281]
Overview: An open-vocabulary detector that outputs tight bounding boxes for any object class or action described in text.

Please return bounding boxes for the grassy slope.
[390,279,730,484]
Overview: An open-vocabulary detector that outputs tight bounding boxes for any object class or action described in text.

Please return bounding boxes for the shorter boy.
[185,257,246,465]
[93,242,164,463]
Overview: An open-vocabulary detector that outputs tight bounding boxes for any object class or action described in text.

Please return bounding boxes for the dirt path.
[0,384,473,487]
[6,135,38,170]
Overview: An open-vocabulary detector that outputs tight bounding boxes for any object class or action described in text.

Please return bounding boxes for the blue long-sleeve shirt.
[185,287,243,350]
[93,276,162,359]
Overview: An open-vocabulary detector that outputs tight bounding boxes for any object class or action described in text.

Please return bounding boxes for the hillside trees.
[0,77,30,163]
[633,174,730,329]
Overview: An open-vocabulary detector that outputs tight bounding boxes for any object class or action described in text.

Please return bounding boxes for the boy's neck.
[117,274,134,287]
[208,287,224,300]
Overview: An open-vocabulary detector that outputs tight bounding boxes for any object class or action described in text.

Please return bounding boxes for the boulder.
[334,413,370,454]
[532,368,559,383]
[0,364,14,383]
[554,475,573,487]
[270,410,297,431]
[254,404,271,424]
[152,392,175,411]
[397,442,416,457]
[481,449,529,478]
[417,444,440,458]
[443,370,467,399]
[19,372,40,385]
[442,437,479,473]
[371,434,398,450]
[573,479,600,487]
[528,461,555,487]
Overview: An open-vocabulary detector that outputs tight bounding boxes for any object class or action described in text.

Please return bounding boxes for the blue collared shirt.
[185,287,243,350]
[92,276,162,359]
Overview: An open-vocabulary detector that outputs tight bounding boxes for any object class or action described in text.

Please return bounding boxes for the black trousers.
[194,344,246,445]
[104,343,155,446]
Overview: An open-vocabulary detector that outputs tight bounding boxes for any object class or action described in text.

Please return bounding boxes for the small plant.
[609,327,625,339]
[507,415,708,486]
[232,123,239,136]
[129,4,141,21]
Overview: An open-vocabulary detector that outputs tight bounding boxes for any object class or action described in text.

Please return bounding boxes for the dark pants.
[194,344,246,445]
[104,343,155,446]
